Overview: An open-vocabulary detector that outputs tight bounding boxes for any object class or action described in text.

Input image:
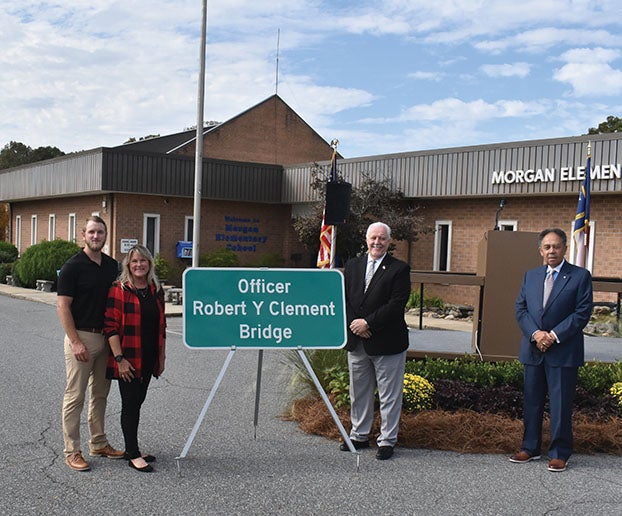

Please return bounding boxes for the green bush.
[198,248,239,267]
[578,361,622,395]
[284,348,348,399]
[405,356,524,388]
[406,289,444,310]
[13,240,80,288]
[250,252,285,268]
[154,253,171,280]
[0,241,18,263]
[0,262,13,283]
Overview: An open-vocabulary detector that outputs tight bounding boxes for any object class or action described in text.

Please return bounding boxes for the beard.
[85,239,105,252]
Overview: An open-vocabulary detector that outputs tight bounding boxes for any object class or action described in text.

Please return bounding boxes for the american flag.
[317,147,338,268]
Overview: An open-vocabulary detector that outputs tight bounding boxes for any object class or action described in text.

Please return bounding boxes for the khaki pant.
[62,331,111,456]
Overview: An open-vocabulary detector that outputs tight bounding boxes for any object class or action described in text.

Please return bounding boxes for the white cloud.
[408,71,445,81]
[554,47,622,96]
[480,63,531,78]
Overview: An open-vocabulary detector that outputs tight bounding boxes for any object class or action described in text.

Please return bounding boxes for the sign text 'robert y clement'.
[183,268,347,349]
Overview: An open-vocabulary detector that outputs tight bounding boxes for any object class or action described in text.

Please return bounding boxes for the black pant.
[118,376,151,459]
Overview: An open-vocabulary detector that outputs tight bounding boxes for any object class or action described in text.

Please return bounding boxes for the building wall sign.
[491,164,621,185]
[214,215,268,252]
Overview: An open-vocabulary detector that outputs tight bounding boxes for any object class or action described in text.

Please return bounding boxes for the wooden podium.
[472,231,542,360]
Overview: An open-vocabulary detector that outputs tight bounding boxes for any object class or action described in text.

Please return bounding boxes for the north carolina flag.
[573,155,591,268]
[316,148,338,268]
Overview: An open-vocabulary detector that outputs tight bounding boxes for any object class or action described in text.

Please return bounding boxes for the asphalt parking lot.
[0,288,621,515]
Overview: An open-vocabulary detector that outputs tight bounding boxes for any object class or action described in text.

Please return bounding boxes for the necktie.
[365,260,376,292]
[543,270,555,307]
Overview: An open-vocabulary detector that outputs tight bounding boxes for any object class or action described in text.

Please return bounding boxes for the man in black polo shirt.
[57,216,124,471]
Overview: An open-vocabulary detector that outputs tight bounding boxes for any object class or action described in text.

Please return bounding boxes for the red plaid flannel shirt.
[104,281,166,379]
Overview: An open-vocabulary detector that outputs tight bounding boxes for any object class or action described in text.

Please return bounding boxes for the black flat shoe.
[128,459,153,472]
[124,453,156,463]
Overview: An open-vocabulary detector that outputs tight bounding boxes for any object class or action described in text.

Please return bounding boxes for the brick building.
[1,95,621,306]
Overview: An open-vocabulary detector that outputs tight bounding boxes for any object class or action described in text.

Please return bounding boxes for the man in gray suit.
[510,228,592,472]
[340,222,411,460]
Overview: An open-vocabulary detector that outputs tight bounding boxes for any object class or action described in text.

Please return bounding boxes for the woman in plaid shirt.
[104,245,166,473]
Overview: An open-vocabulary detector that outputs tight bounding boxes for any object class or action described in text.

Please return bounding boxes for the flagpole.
[329,139,339,269]
[192,0,207,268]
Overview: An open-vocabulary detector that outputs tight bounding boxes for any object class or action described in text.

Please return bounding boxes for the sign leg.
[253,349,263,439]
[296,349,360,461]
[176,348,237,471]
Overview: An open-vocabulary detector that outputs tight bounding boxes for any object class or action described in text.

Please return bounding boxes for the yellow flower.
[403,373,435,411]
[610,382,622,409]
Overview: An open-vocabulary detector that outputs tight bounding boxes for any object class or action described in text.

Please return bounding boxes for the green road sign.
[183,268,347,349]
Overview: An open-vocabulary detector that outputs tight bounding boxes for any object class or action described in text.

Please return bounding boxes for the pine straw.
[287,396,622,455]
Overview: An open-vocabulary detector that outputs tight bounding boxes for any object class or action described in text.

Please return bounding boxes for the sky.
[2,0,622,159]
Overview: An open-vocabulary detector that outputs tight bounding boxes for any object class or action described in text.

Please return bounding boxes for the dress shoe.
[375,446,394,460]
[508,451,541,463]
[548,458,567,472]
[66,452,91,471]
[89,444,125,459]
[339,439,370,451]
[128,458,153,472]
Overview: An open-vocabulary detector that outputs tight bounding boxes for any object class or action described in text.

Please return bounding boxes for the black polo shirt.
[57,250,119,329]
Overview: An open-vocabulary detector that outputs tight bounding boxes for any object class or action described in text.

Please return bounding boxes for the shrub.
[578,361,622,395]
[432,379,524,419]
[326,368,350,409]
[154,253,171,280]
[12,240,80,288]
[405,356,524,389]
[283,349,348,399]
[0,241,18,263]
[199,248,239,267]
[610,382,622,412]
[403,374,435,411]
[574,386,619,419]
[406,289,444,310]
[251,252,285,268]
[0,262,12,283]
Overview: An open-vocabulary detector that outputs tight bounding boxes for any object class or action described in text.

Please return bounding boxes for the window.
[497,220,517,231]
[185,216,194,241]
[31,215,38,245]
[143,213,160,256]
[569,220,595,272]
[434,221,452,271]
[15,216,22,254]
[48,214,56,241]
[68,213,76,242]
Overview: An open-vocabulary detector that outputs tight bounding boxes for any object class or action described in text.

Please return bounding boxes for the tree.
[587,116,622,134]
[0,141,64,170]
[293,164,431,263]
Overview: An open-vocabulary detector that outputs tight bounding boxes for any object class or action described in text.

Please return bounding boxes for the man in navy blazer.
[339,222,411,460]
[510,228,592,472]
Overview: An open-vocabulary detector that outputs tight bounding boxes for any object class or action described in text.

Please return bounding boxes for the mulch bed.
[288,396,622,455]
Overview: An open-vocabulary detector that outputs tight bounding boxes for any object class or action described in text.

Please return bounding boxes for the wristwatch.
[115,354,124,363]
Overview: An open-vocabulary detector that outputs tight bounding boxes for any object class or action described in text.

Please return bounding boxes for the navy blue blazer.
[515,260,593,367]
[344,253,411,356]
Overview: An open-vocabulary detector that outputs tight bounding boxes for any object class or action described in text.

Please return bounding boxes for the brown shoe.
[66,452,90,471]
[508,451,541,463]
[89,444,125,459]
[548,458,567,472]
